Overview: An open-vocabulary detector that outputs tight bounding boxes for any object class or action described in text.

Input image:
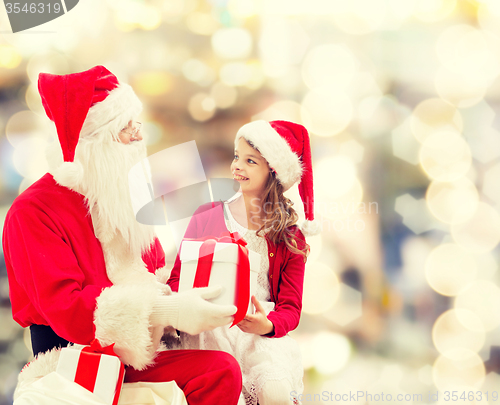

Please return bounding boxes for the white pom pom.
[52,161,84,192]
[299,218,322,236]
[155,266,172,286]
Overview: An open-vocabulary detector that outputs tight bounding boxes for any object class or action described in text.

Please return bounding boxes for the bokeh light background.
[1,0,500,404]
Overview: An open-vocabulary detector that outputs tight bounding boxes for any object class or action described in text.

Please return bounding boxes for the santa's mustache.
[73,137,156,256]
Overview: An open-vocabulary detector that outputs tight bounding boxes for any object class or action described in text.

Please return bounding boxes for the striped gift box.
[56,340,125,405]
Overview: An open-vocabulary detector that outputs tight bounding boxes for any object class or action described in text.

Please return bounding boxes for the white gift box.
[55,344,124,405]
[178,240,260,314]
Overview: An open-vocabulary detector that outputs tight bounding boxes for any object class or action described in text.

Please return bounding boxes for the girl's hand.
[237,296,274,335]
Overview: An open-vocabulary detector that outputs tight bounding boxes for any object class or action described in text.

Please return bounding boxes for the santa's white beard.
[74,137,156,261]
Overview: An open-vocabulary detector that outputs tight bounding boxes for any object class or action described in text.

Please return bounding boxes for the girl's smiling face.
[231,138,271,197]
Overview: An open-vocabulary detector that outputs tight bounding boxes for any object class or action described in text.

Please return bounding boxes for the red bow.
[75,339,124,405]
[82,339,118,356]
[183,232,250,327]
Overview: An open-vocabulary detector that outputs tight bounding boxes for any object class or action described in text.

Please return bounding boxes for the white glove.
[150,286,237,335]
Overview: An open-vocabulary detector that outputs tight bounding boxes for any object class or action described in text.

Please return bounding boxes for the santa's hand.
[150,286,237,335]
[237,296,274,335]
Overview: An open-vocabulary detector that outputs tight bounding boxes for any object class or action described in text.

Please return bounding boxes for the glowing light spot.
[253,100,302,123]
[419,131,472,182]
[134,72,172,96]
[186,13,218,35]
[188,93,216,122]
[425,244,477,297]
[228,0,259,18]
[455,280,500,331]
[182,59,215,86]
[220,62,252,86]
[210,82,238,109]
[302,44,358,90]
[0,45,22,69]
[432,309,485,357]
[302,262,339,315]
[451,202,500,254]
[301,89,353,137]
[435,67,488,108]
[410,98,463,144]
[414,0,457,23]
[12,136,50,179]
[426,178,479,224]
[311,332,351,374]
[433,349,485,390]
[212,28,253,60]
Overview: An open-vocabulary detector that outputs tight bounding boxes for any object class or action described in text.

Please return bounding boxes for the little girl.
[168,120,320,405]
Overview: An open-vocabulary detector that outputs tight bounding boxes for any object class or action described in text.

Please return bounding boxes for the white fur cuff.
[16,347,62,388]
[94,283,160,370]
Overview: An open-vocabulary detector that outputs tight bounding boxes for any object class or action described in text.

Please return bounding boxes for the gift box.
[55,340,125,405]
[178,234,260,325]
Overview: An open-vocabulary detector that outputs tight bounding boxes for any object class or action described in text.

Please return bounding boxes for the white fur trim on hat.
[299,218,322,236]
[81,83,143,140]
[94,282,161,370]
[52,161,84,192]
[235,120,302,191]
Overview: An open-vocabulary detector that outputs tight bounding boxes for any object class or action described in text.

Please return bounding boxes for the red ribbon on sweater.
[74,339,125,405]
[184,232,250,327]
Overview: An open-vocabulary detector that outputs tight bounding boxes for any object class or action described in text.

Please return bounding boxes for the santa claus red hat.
[235,120,321,236]
[38,65,142,189]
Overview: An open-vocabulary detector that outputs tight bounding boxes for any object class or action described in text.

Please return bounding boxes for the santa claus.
[2,65,242,404]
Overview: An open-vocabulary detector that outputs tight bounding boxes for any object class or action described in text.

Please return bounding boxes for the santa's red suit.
[3,66,242,405]
[5,173,164,345]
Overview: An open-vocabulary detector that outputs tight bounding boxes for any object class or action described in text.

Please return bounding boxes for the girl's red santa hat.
[235,120,321,236]
[38,65,142,190]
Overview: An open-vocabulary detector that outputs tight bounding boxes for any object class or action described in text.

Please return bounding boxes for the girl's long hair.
[255,168,310,262]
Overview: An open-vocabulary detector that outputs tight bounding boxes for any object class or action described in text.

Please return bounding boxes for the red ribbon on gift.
[74,339,125,405]
[183,232,250,327]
